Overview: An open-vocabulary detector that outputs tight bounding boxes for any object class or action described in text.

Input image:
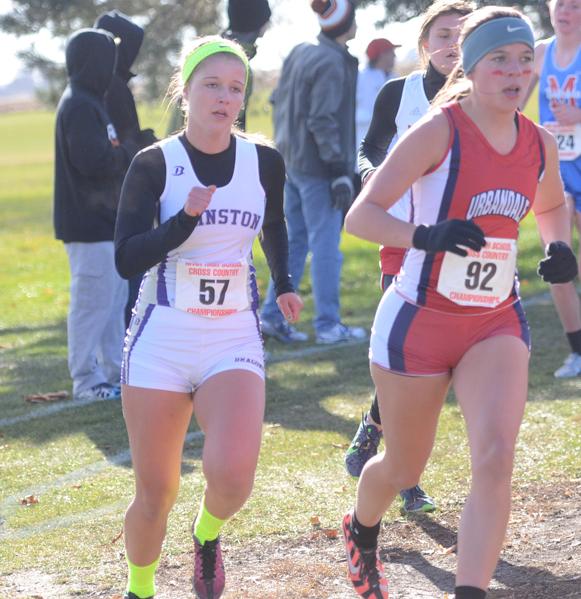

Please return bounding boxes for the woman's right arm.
[114,146,201,279]
[346,110,450,248]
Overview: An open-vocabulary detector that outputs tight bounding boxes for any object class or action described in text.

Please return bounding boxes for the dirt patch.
[2,481,579,598]
[157,481,581,599]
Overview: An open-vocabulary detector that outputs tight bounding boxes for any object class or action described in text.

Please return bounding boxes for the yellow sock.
[193,495,226,545]
[126,555,159,598]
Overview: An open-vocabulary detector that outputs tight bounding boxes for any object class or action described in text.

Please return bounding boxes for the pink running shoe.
[192,536,225,599]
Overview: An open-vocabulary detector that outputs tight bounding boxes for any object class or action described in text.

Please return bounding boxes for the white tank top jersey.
[138,135,266,313]
[386,71,430,222]
[395,71,431,133]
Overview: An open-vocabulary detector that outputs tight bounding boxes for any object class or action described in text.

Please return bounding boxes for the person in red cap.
[356,39,400,148]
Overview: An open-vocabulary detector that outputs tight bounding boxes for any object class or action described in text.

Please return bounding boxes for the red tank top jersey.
[395,102,545,314]
[380,246,406,275]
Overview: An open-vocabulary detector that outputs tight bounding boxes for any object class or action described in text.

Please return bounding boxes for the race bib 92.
[175,260,250,318]
[436,237,517,308]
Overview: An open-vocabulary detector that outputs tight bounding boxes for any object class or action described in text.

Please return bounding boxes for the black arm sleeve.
[114,146,200,279]
[358,77,405,183]
[256,144,294,296]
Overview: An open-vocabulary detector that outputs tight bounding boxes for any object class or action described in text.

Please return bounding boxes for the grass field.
[0,102,580,599]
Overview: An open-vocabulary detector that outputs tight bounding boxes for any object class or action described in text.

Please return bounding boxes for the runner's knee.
[203,457,256,505]
[471,438,515,484]
[134,481,180,520]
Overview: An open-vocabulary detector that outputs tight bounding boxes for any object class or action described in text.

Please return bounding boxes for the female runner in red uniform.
[341,7,577,598]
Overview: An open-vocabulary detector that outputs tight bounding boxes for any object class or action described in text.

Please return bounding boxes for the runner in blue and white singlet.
[539,36,581,204]
[529,0,581,378]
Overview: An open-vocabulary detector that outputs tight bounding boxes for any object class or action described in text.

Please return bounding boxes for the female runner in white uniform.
[114,36,303,599]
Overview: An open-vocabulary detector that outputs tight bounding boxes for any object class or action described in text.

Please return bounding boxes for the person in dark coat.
[222,0,272,130]
[53,28,138,401]
[95,10,157,327]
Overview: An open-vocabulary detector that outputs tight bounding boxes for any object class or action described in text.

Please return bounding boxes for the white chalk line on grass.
[0,431,204,541]
[1,500,129,541]
[0,447,132,515]
[0,393,113,428]
[0,335,371,429]
[267,335,368,364]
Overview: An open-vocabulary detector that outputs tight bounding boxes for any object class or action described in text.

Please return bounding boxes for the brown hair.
[417,0,476,67]
[432,5,528,106]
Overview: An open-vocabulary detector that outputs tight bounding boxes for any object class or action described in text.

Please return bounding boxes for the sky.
[0,0,421,87]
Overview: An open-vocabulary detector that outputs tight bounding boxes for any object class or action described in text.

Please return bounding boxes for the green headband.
[181,40,250,85]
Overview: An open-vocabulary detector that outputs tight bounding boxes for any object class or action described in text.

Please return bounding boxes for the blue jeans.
[261,169,343,334]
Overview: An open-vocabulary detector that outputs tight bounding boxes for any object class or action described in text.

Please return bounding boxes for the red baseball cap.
[366,38,400,60]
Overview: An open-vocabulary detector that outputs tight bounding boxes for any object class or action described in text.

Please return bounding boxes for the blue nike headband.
[461,17,535,74]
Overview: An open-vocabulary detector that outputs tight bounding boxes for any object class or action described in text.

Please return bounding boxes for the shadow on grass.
[0,318,69,414]
[263,344,374,440]
[1,302,579,478]
[398,514,581,597]
[0,318,136,472]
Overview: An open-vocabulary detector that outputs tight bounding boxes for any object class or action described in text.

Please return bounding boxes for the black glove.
[537,241,578,284]
[330,175,355,214]
[412,219,486,257]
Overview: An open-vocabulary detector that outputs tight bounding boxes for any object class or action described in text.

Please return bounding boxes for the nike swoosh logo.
[345,548,360,575]
[507,25,525,32]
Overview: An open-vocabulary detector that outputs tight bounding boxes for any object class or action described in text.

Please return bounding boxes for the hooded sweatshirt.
[53,28,138,243]
[95,10,150,146]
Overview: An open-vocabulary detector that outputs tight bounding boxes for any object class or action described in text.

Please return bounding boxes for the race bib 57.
[175,260,250,318]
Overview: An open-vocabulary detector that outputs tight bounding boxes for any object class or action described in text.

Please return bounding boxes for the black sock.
[369,393,381,425]
[566,329,581,354]
[351,511,380,549]
[454,586,486,599]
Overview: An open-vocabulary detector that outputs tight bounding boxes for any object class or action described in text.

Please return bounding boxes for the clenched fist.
[184,185,216,217]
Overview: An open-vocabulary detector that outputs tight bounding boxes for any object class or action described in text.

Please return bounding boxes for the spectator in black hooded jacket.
[54,28,138,402]
[95,10,157,327]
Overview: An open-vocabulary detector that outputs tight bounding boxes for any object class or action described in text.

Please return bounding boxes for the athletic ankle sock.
[566,329,581,355]
[454,585,486,598]
[351,510,381,549]
[193,495,226,545]
[369,394,382,426]
[126,555,159,598]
